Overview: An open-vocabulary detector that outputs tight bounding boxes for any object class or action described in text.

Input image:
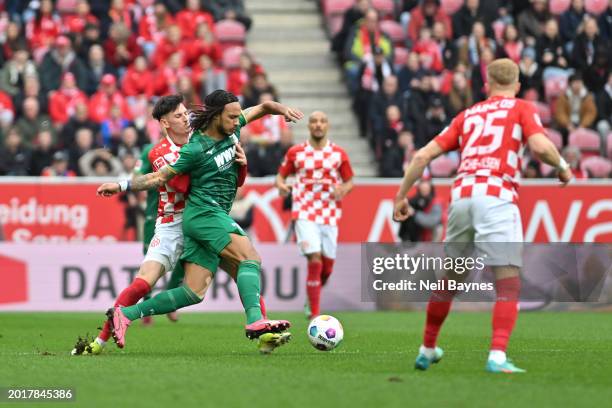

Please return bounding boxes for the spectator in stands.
[76,22,102,61]
[370,75,403,143]
[48,72,89,126]
[537,18,569,71]
[452,0,493,41]
[83,44,118,96]
[176,0,215,39]
[104,22,141,69]
[470,46,496,102]
[517,0,550,47]
[15,97,53,146]
[406,71,439,131]
[41,150,76,177]
[523,159,543,178]
[398,51,423,94]
[152,25,188,68]
[0,48,37,97]
[192,54,227,100]
[378,104,404,153]
[177,76,201,107]
[39,35,88,94]
[25,0,60,59]
[242,72,278,109]
[62,0,99,35]
[458,21,496,68]
[408,0,453,43]
[119,152,138,178]
[206,0,253,31]
[559,0,586,45]
[101,105,131,149]
[414,95,449,148]
[68,127,96,175]
[2,22,28,61]
[571,15,609,92]
[596,72,612,143]
[599,2,612,40]
[29,130,56,176]
[562,146,588,179]
[0,90,15,134]
[227,51,262,97]
[497,24,524,64]
[187,22,222,66]
[59,103,99,149]
[344,9,393,93]
[380,130,415,177]
[79,148,123,177]
[113,126,141,160]
[108,0,136,34]
[122,56,154,98]
[398,177,443,242]
[554,73,598,140]
[413,27,444,73]
[13,76,48,117]
[0,127,31,176]
[518,47,543,97]
[331,0,370,60]
[154,51,190,95]
[447,69,473,116]
[432,21,458,71]
[89,74,130,124]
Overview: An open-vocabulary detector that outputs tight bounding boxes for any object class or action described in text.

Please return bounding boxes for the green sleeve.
[169,142,199,175]
[135,144,153,175]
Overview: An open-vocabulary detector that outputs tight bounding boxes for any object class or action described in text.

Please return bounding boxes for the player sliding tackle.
[97,90,303,353]
[393,59,572,373]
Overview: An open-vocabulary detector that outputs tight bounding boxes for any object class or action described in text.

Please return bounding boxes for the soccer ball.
[307,315,343,351]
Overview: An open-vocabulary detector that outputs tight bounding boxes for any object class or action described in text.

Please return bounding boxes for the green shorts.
[180,209,246,273]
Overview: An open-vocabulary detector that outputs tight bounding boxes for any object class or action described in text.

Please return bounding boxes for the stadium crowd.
[0,0,292,178]
[323,0,612,178]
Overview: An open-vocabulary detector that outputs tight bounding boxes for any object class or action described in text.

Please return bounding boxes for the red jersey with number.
[434,96,545,204]
[278,141,354,226]
[149,136,190,225]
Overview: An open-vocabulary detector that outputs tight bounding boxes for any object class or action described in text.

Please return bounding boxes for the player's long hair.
[190,90,239,132]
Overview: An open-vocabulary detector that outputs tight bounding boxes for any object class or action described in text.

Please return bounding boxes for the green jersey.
[169,113,247,216]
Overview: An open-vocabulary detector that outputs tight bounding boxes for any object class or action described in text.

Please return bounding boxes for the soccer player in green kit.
[137,143,183,324]
[97,90,304,353]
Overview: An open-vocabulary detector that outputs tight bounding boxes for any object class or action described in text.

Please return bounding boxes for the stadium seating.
[569,128,602,157]
[214,20,247,52]
[429,155,458,177]
[440,0,464,15]
[549,0,571,15]
[585,0,608,14]
[545,128,564,150]
[535,102,552,126]
[323,0,355,36]
[222,46,245,69]
[581,156,612,177]
[393,47,409,70]
[371,0,395,18]
[380,20,405,47]
[544,76,569,101]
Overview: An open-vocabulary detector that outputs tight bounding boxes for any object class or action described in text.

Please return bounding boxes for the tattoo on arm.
[130,166,175,191]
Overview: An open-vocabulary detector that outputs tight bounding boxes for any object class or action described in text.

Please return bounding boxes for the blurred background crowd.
[0,0,293,178]
[323,0,612,178]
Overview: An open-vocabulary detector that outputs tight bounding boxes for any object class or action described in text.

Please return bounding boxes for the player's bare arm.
[235,143,247,167]
[393,141,444,221]
[527,133,573,185]
[275,173,291,197]
[96,166,176,196]
[243,101,304,124]
[333,178,354,200]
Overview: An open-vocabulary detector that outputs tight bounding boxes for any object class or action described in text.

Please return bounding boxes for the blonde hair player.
[393,59,572,373]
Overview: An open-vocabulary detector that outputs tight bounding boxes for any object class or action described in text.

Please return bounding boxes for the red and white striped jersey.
[434,96,545,204]
[279,141,354,226]
[149,136,190,225]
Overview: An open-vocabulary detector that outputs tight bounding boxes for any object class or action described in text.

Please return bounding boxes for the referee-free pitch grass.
[0,311,610,408]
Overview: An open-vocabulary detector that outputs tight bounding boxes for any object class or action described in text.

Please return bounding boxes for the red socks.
[423,285,456,348]
[98,277,151,341]
[306,261,323,317]
[321,256,334,286]
[491,276,521,352]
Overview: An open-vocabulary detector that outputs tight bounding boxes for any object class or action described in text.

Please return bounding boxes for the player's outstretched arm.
[527,133,573,186]
[243,101,304,124]
[96,166,176,196]
[393,141,444,221]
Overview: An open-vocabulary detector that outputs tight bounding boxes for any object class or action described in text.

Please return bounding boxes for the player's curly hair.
[190,89,239,132]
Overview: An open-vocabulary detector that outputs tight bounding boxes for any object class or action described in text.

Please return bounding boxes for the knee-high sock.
[491,276,521,352]
[306,260,323,317]
[237,260,263,324]
[120,285,202,321]
[423,281,456,348]
[166,262,184,290]
[321,256,335,286]
[98,277,150,341]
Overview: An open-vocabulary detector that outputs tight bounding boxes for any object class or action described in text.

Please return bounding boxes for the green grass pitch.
[0,311,610,408]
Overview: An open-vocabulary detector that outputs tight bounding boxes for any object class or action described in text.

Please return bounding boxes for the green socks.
[166,262,185,290]
[237,260,263,324]
[121,285,202,321]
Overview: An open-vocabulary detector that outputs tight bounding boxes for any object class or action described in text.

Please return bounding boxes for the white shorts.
[294,219,338,259]
[143,221,184,273]
[444,196,523,267]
